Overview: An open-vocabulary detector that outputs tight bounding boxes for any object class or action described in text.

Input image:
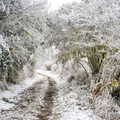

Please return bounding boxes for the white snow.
[51,79,102,120]
[0,68,102,120]
[0,68,60,111]
[0,72,44,111]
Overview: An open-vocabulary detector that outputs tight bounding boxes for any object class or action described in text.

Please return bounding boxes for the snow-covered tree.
[45,0,120,81]
[44,1,120,118]
[0,0,49,89]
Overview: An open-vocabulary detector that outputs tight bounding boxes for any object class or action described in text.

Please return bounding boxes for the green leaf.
[112,79,118,88]
[102,52,107,58]
[74,35,79,38]
[113,47,118,54]
[78,27,82,30]
[109,59,114,65]
[86,33,89,37]
[24,31,31,37]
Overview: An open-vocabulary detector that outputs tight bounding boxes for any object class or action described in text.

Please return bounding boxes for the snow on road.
[0,69,102,120]
[0,72,44,111]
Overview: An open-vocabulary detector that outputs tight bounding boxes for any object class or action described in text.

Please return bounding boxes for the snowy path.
[0,70,101,120]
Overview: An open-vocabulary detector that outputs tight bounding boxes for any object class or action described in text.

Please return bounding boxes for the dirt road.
[0,75,58,120]
[0,71,101,120]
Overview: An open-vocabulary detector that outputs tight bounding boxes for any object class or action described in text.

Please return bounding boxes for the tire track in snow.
[37,79,57,120]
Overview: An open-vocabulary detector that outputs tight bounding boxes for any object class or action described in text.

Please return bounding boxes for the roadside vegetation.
[0,0,120,119]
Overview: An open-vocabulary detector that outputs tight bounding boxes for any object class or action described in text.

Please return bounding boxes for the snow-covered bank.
[51,79,102,120]
[0,71,44,111]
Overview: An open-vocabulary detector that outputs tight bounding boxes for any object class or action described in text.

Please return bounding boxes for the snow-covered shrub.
[45,62,52,71]
[60,63,72,77]
[93,96,120,120]
[51,64,59,72]
[51,62,72,78]
[75,68,86,80]
[111,86,120,106]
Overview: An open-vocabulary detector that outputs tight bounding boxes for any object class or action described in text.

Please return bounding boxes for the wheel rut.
[37,79,57,120]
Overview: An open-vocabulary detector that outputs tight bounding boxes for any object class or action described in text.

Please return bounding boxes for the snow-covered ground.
[51,77,102,120]
[0,72,43,111]
[0,67,102,120]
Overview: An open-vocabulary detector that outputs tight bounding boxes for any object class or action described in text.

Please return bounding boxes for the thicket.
[44,0,120,119]
[0,0,48,89]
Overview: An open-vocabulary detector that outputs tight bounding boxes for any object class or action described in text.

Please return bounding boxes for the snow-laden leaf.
[111,79,118,88]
